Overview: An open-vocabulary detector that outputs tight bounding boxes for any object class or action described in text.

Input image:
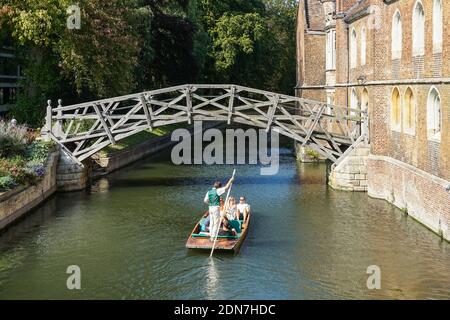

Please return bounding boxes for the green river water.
[0,147,449,299]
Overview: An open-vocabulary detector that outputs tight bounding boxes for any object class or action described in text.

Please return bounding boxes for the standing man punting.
[204,176,234,241]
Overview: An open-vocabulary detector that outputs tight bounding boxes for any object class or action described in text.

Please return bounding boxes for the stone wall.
[0,151,59,231]
[368,154,450,242]
[91,134,177,174]
[56,151,91,192]
[329,142,369,192]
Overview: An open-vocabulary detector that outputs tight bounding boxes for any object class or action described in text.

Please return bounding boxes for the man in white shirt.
[204,177,234,241]
[237,196,250,223]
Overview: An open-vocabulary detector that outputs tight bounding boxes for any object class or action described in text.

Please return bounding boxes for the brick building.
[296,0,450,241]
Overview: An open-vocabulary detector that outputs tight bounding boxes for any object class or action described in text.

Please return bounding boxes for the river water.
[0,147,449,299]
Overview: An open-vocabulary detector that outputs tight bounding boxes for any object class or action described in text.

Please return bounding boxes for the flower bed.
[0,120,55,192]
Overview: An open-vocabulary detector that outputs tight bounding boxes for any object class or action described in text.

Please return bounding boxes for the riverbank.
[91,126,190,175]
[0,150,59,231]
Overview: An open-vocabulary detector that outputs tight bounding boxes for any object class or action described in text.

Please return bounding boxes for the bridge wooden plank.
[191,93,230,112]
[277,105,340,155]
[100,102,115,128]
[93,103,116,145]
[272,126,338,162]
[63,108,80,140]
[185,88,193,125]
[227,86,236,125]
[140,94,153,131]
[47,132,84,166]
[78,141,112,162]
[302,103,326,147]
[110,101,143,131]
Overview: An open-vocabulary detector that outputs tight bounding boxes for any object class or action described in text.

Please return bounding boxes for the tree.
[0,0,299,126]
[135,0,199,89]
[194,0,297,94]
[0,0,141,125]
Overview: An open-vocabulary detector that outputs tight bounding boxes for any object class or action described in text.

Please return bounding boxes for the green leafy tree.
[0,0,141,126]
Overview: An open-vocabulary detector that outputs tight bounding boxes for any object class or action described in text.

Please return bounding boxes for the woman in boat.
[221,197,240,236]
[224,196,239,221]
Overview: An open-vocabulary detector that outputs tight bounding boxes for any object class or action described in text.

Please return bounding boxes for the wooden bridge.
[42,84,368,166]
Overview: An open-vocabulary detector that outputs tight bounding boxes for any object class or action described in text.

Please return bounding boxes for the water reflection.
[205,259,220,300]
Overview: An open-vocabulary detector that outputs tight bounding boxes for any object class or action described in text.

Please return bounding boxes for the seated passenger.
[221,215,239,237]
[200,211,211,233]
[237,196,250,223]
[224,197,239,221]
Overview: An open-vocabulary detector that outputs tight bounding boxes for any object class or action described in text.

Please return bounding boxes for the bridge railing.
[42,84,367,165]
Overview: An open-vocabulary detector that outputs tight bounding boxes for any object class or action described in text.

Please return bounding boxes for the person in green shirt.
[203,177,234,241]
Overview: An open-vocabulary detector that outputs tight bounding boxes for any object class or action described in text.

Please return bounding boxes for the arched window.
[413,1,425,56]
[427,87,441,140]
[350,28,357,68]
[391,88,401,131]
[403,88,415,134]
[392,11,402,59]
[326,29,336,70]
[433,0,443,53]
[361,27,367,66]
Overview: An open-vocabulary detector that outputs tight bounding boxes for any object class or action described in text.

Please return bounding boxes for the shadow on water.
[109,175,300,188]
[0,196,58,246]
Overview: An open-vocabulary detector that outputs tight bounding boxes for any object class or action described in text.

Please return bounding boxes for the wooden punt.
[186,211,251,253]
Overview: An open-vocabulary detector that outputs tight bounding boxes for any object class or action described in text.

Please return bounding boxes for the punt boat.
[186,211,251,253]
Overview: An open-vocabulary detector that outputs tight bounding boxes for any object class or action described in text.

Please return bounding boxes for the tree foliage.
[0,0,298,126]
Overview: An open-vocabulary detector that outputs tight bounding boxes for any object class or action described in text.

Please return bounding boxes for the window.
[326,29,336,70]
[350,28,357,68]
[433,0,443,53]
[413,1,425,56]
[391,88,401,131]
[403,88,415,134]
[361,27,366,66]
[0,87,17,105]
[392,11,402,59]
[427,87,441,141]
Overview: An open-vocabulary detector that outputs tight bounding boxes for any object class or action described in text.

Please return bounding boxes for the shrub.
[0,120,30,157]
[25,141,53,163]
[0,140,52,191]
[0,175,17,191]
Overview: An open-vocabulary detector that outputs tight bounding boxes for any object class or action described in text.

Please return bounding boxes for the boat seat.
[192,233,238,239]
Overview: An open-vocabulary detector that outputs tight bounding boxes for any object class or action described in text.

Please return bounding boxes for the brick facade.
[296,0,450,241]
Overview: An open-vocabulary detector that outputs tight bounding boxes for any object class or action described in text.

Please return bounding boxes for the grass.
[305,148,321,161]
[99,124,187,156]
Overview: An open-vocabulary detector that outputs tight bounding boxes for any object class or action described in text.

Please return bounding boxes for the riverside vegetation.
[0,121,54,192]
